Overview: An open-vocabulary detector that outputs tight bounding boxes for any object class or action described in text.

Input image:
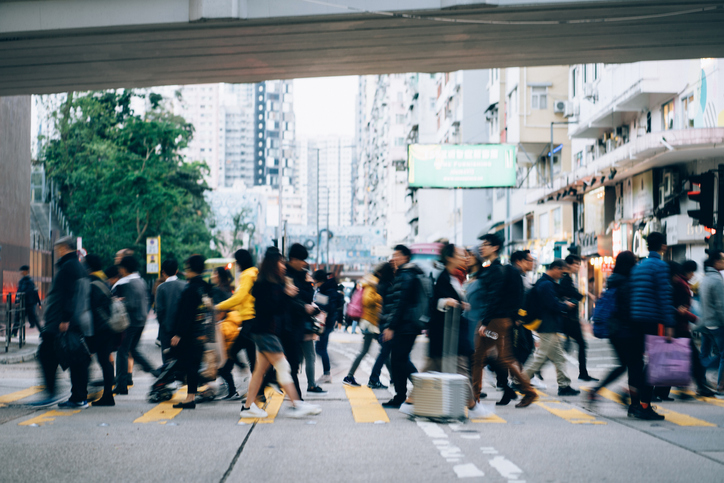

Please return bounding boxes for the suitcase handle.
[442,305,461,374]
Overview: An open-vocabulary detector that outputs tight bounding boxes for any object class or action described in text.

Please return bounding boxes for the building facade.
[253,80,296,189]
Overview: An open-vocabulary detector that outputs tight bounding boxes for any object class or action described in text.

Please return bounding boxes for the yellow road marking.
[259,388,285,424]
[594,387,716,427]
[0,386,44,404]
[134,387,187,424]
[344,385,390,423]
[19,409,80,426]
[672,389,724,409]
[470,414,507,424]
[534,390,605,425]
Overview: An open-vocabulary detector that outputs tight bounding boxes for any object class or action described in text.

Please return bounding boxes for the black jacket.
[43,252,87,335]
[285,265,315,336]
[17,275,39,307]
[479,259,522,324]
[605,273,634,338]
[89,274,113,333]
[559,273,584,322]
[251,279,288,336]
[428,270,472,358]
[315,278,340,334]
[384,263,425,336]
[534,273,569,334]
[173,276,214,341]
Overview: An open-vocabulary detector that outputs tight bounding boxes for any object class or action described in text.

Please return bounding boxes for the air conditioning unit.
[563,101,579,118]
[583,83,596,100]
[554,100,567,114]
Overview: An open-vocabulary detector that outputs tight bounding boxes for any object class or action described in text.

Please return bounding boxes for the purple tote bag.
[645,335,692,387]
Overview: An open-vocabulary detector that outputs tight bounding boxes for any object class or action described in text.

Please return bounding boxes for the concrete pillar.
[0,96,31,295]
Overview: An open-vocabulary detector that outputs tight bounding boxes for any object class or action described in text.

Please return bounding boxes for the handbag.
[54,331,91,370]
[305,311,326,335]
[645,334,692,387]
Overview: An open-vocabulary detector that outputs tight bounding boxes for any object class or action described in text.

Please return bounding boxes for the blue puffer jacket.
[628,252,675,330]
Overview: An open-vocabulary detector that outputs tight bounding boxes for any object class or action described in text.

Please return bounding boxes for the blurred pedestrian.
[698,250,724,395]
[560,255,597,382]
[239,247,321,419]
[216,249,258,400]
[17,265,41,329]
[367,262,396,389]
[155,259,186,363]
[170,255,214,409]
[314,269,339,385]
[113,255,156,395]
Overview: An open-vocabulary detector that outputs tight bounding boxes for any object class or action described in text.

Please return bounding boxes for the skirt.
[252,333,284,354]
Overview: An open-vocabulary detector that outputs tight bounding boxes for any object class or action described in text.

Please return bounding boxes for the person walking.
[313,269,340,385]
[84,254,118,407]
[698,250,724,395]
[32,236,92,408]
[367,262,396,389]
[588,251,640,407]
[522,259,580,397]
[18,265,41,329]
[343,265,392,387]
[472,234,538,408]
[285,244,325,396]
[216,249,258,400]
[113,255,156,395]
[627,231,674,420]
[155,259,186,363]
[560,255,598,382]
[381,245,425,408]
[239,247,321,419]
[170,255,214,409]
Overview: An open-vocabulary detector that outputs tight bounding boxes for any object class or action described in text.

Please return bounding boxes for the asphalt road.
[1,322,723,483]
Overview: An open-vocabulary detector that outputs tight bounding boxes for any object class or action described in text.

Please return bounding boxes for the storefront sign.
[580,231,612,257]
[632,230,648,258]
[664,214,710,245]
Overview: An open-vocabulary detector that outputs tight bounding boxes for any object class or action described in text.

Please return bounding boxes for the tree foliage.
[42,90,219,269]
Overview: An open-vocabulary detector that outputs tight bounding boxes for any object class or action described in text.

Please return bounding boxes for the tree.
[41,90,219,269]
[213,207,256,257]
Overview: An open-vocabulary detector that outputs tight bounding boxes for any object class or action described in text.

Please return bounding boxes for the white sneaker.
[317,374,332,384]
[239,402,268,419]
[467,402,494,419]
[288,402,322,418]
[399,402,414,416]
[531,378,547,390]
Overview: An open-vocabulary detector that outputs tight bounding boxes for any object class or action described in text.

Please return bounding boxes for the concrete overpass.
[1,0,724,95]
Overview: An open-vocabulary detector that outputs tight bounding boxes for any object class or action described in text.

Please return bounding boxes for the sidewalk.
[0,328,40,364]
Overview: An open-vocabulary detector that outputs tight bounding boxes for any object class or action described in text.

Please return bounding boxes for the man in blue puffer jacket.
[628,231,675,421]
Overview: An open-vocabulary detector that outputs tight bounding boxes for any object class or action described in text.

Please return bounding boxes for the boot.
[496,387,518,406]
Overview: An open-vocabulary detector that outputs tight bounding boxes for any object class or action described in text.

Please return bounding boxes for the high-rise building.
[307,138,355,230]
[253,80,296,189]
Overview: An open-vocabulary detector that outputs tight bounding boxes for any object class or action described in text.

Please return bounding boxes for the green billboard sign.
[407,144,517,189]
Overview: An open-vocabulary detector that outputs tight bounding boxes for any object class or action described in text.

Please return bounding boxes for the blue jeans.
[700,327,724,389]
[316,328,333,374]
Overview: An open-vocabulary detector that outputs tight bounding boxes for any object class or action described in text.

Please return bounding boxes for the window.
[572,67,578,98]
[662,99,675,130]
[395,137,405,146]
[553,207,562,235]
[531,86,548,110]
[396,114,405,124]
[575,151,583,169]
[539,212,549,239]
[682,94,695,129]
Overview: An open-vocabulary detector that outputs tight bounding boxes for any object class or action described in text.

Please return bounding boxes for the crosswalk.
[2,380,722,428]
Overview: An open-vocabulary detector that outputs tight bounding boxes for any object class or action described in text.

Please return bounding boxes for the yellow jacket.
[216,267,258,351]
[361,274,382,326]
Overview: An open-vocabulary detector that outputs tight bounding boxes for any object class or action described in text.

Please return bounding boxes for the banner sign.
[146,236,161,274]
[408,144,517,189]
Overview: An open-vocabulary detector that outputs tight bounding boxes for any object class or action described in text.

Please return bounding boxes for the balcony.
[527,127,724,204]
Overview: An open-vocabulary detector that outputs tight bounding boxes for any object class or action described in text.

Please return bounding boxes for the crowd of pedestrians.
[20,229,724,423]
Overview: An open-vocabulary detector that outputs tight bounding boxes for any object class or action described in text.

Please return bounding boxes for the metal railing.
[1,293,27,353]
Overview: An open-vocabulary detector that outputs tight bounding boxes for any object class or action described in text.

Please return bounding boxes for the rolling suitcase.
[411,306,468,421]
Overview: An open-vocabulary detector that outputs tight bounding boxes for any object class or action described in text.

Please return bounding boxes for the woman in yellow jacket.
[342,265,391,387]
[216,249,258,400]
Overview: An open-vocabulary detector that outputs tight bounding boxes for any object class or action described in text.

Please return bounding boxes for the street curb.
[0,345,39,364]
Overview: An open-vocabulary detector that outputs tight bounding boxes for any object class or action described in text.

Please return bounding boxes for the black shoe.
[151,368,162,378]
[697,387,716,398]
[629,404,664,421]
[382,398,404,408]
[307,386,327,394]
[113,386,128,395]
[496,387,518,406]
[257,394,267,404]
[578,374,599,382]
[480,392,488,399]
[558,386,581,397]
[92,396,115,407]
[367,381,388,390]
[343,376,361,387]
[651,395,663,402]
[535,372,544,381]
[173,401,196,409]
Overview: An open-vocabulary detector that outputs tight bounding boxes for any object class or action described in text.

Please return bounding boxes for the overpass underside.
[1,0,724,95]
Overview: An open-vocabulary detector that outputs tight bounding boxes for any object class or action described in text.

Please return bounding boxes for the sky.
[294,75,357,140]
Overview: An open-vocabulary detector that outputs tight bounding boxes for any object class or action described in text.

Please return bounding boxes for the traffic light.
[688,172,716,228]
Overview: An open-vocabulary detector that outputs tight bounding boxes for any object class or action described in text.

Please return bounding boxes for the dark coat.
[479,259,523,324]
[113,276,149,328]
[605,272,634,338]
[315,278,340,334]
[17,275,39,307]
[251,279,288,336]
[285,265,315,336]
[384,263,425,336]
[559,272,584,322]
[534,273,569,334]
[156,278,186,333]
[672,275,696,337]
[629,252,675,331]
[173,276,213,341]
[43,252,87,335]
[428,270,472,358]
